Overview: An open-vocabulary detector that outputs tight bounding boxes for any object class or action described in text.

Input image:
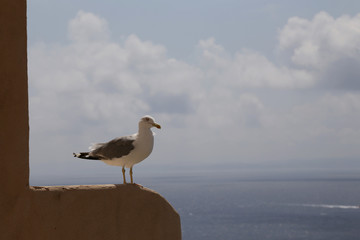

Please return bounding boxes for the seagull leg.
[130,167,134,184]
[122,166,127,184]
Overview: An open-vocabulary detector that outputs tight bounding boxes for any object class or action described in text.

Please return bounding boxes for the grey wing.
[90,136,135,159]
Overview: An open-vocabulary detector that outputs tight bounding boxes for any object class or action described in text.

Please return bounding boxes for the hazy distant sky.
[28,0,360,180]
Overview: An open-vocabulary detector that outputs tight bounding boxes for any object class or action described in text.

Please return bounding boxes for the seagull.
[73,115,161,184]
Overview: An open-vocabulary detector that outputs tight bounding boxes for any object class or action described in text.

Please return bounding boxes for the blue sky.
[29,0,360,60]
[28,1,360,182]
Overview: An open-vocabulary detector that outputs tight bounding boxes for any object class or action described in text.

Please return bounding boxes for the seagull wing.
[90,136,135,160]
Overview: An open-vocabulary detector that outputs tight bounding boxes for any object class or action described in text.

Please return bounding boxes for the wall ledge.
[30,183,152,192]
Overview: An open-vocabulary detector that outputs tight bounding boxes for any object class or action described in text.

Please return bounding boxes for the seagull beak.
[152,123,161,129]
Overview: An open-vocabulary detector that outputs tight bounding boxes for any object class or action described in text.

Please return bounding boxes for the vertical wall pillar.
[0,0,29,197]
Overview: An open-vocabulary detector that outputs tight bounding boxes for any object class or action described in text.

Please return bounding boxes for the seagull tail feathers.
[73,152,101,160]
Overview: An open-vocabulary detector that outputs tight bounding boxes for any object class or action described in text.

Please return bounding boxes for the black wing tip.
[73,152,101,160]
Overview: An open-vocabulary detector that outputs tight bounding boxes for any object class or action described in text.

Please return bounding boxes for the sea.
[30,169,360,240]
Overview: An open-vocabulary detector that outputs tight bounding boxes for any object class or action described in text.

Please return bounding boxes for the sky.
[28,0,360,182]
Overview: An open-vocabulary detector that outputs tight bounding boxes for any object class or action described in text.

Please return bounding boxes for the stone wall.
[0,1,181,239]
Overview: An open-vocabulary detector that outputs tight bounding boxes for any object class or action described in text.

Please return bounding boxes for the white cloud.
[279,12,360,69]
[68,10,110,43]
[278,12,360,89]
[29,10,360,176]
[198,38,314,89]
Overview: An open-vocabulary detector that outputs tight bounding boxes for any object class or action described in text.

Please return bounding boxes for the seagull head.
[139,115,161,129]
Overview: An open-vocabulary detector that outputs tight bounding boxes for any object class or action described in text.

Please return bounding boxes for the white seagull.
[73,115,161,184]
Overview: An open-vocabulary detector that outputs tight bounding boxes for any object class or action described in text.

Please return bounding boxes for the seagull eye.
[145,117,150,121]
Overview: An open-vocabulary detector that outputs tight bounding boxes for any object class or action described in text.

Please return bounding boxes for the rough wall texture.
[3,185,181,240]
[0,1,181,239]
